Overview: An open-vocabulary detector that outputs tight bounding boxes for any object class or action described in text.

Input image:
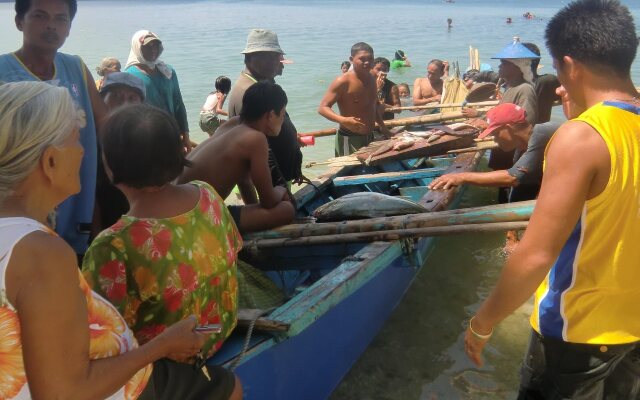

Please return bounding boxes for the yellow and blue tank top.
[0,52,97,255]
[530,101,640,344]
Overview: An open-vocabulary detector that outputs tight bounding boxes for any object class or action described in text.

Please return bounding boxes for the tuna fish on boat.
[313,192,428,222]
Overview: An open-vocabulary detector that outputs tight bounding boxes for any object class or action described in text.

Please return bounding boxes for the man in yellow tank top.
[462,0,640,398]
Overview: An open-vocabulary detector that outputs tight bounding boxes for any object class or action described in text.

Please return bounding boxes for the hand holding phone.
[194,324,222,333]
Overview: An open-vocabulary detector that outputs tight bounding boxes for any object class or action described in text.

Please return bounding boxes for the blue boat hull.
[209,152,484,399]
[236,239,432,400]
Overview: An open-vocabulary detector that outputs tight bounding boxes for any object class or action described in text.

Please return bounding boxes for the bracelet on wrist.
[469,316,493,340]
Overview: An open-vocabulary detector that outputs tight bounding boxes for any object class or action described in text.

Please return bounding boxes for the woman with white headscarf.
[125,30,191,151]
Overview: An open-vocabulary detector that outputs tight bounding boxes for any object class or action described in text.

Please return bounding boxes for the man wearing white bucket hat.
[227,29,303,200]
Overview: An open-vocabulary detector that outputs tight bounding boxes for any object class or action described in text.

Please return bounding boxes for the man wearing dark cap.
[99,71,146,110]
[92,72,146,234]
[227,29,303,201]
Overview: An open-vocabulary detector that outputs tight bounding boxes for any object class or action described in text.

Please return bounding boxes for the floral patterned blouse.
[0,217,151,400]
[82,181,242,357]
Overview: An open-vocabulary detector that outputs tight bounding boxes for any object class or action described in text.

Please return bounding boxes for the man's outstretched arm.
[464,121,610,366]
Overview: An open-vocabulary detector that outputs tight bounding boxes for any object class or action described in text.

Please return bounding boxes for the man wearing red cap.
[429,103,558,203]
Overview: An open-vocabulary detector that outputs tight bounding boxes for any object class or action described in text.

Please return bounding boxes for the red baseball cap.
[478,103,528,139]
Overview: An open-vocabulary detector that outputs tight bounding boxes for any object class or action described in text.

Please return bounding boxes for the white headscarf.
[506,58,534,83]
[125,30,173,79]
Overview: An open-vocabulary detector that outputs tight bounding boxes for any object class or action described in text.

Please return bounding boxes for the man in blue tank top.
[0,0,107,259]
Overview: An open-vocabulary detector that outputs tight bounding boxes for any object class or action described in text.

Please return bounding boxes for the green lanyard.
[243,72,258,83]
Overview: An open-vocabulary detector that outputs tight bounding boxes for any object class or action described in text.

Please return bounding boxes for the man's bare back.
[178,123,268,200]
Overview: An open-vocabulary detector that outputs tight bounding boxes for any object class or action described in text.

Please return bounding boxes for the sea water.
[1,1,639,398]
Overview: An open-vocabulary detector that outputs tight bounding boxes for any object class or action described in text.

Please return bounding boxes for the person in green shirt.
[390,50,412,69]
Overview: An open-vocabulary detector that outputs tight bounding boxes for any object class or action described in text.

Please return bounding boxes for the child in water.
[200,76,231,136]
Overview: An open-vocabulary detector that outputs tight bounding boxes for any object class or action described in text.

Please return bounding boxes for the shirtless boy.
[412,59,446,106]
[177,82,295,233]
[318,42,392,156]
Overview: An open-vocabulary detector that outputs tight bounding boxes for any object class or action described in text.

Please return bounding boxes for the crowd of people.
[0,0,639,399]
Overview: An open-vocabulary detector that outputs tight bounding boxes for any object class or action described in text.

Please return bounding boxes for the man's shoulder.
[533,121,562,140]
[528,121,561,151]
[229,72,255,96]
[536,74,560,85]
[512,81,536,93]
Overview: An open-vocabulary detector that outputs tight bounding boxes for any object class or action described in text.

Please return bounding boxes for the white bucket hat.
[241,29,284,54]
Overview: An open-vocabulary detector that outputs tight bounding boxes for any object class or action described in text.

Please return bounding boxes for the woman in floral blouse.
[83,103,243,399]
[0,82,209,400]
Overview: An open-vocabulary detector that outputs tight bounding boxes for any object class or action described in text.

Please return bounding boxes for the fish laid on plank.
[313,192,428,222]
[365,141,395,165]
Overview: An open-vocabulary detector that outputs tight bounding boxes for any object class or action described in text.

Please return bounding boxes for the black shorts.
[227,205,241,228]
[139,358,235,400]
[518,330,640,399]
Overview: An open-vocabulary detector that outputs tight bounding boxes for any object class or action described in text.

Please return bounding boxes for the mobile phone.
[195,324,222,333]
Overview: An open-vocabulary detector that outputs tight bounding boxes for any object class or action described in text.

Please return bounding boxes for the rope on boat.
[229,307,277,371]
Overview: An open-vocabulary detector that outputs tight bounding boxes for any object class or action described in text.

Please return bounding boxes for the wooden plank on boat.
[332,167,448,187]
[237,309,290,332]
[417,151,483,210]
[354,133,475,166]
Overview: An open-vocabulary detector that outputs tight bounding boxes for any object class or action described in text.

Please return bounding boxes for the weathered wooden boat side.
[209,151,484,400]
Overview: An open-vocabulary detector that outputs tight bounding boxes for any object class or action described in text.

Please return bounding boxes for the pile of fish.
[363,123,479,166]
[313,192,428,222]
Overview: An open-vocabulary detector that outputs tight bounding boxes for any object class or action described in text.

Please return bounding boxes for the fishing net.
[237,259,286,309]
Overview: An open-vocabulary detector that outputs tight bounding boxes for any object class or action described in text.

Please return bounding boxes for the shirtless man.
[412,59,446,106]
[318,42,392,156]
[177,82,295,233]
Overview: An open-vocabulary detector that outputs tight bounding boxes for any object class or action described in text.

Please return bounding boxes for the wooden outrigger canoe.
[208,150,530,399]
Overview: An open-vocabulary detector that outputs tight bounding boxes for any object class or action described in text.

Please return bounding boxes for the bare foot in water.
[502,230,520,256]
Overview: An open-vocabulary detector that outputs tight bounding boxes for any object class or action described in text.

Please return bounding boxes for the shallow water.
[1,1,639,398]
[331,182,533,400]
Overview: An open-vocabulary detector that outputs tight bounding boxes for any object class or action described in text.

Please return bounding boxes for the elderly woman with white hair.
[0,81,209,400]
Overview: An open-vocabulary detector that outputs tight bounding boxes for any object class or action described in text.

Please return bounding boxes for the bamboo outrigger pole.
[245,200,535,242]
[245,221,529,248]
[385,100,498,113]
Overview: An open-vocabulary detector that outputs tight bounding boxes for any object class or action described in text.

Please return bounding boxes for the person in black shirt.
[523,42,561,123]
